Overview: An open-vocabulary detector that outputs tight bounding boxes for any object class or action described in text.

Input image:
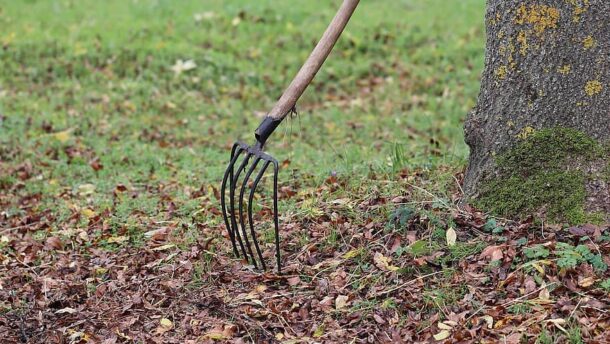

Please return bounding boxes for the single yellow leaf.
[437,322,453,330]
[151,244,175,251]
[433,330,451,341]
[77,183,96,197]
[343,249,361,259]
[156,318,174,334]
[313,324,325,338]
[80,208,96,218]
[53,129,72,143]
[578,276,596,287]
[107,235,129,244]
[203,331,226,340]
[446,227,457,247]
[531,262,545,275]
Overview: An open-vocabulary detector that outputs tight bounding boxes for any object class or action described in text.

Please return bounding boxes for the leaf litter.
[1,170,609,343]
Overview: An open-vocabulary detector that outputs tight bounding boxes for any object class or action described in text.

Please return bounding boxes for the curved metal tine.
[272,160,281,274]
[230,152,252,260]
[248,160,272,271]
[238,157,262,268]
[221,143,242,257]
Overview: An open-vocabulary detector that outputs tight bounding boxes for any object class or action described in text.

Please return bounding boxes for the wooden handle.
[268,0,359,120]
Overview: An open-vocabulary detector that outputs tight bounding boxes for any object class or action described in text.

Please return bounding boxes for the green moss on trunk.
[475,127,606,224]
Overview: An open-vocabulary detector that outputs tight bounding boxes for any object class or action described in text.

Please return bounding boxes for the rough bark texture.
[464,0,610,222]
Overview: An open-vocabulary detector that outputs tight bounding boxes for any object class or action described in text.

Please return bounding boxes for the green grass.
[0,0,484,230]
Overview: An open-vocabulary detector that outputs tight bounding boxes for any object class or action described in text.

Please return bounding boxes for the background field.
[0,0,484,228]
[3,1,608,343]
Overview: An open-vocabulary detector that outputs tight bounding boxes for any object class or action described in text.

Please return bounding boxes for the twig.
[568,297,583,320]
[465,282,559,322]
[0,223,36,234]
[18,311,28,343]
[373,271,443,297]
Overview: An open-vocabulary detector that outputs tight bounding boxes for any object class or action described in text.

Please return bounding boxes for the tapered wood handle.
[268,0,360,120]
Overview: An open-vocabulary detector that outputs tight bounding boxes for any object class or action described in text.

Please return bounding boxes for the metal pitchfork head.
[220,118,282,271]
[220,0,360,272]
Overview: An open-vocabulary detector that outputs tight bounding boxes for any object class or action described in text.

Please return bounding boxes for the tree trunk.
[463,0,610,224]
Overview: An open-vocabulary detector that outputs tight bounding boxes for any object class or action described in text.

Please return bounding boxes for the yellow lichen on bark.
[514,4,560,34]
[557,65,571,74]
[517,30,529,55]
[517,126,536,140]
[565,0,590,22]
[499,44,507,56]
[582,35,595,49]
[495,65,508,80]
[585,80,602,96]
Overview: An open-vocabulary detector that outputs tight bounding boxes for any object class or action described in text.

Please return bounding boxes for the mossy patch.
[475,127,606,224]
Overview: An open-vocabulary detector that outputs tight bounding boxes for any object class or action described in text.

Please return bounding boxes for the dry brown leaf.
[480,245,504,261]
[287,276,301,286]
[45,237,63,250]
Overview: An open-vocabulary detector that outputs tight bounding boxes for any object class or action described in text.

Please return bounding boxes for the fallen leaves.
[373,252,399,272]
[77,183,96,197]
[106,235,129,244]
[480,245,505,261]
[55,307,77,314]
[335,295,349,310]
[155,318,174,335]
[446,227,457,246]
[170,59,197,75]
[52,129,73,143]
[44,236,63,250]
[80,208,96,218]
[433,330,451,341]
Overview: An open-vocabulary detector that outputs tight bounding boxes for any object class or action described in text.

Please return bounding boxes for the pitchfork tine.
[221,143,242,257]
[238,157,261,267]
[229,152,251,259]
[248,160,272,270]
[272,160,281,274]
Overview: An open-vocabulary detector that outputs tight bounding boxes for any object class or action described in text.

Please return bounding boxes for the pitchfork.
[220,0,360,273]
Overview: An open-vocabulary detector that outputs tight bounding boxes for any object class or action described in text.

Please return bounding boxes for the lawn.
[1,0,609,343]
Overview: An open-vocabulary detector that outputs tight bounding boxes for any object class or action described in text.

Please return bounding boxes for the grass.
[0,0,483,240]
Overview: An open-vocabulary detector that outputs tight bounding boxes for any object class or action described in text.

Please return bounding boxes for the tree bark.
[464,0,610,223]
